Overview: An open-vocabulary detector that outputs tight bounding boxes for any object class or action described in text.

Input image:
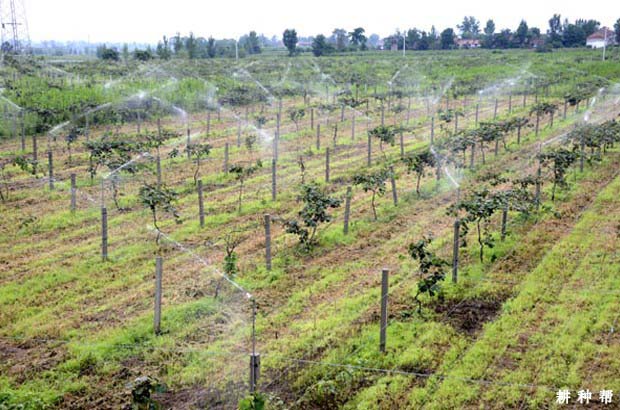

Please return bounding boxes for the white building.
[586,28,616,49]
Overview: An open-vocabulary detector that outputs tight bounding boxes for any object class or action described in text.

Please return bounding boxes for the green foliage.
[187,143,212,185]
[450,188,505,262]
[238,393,266,410]
[368,125,396,157]
[285,182,342,249]
[408,236,448,313]
[537,148,578,200]
[283,29,298,56]
[229,160,263,213]
[352,168,390,220]
[139,183,181,231]
[287,107,305,131]
[402,149,435,196]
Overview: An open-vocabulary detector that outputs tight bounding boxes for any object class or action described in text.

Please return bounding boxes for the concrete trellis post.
[237,120,242,148]
[563,100,568,120]
[325,148,330,182]
[19,111,25,151]
[198,180,205,227]
[206,111,211,136]
[271,159,277,201]
[367,132,372,166]
[430,117,435,145]
[475,104,479,126]
[379,268,389,353]
[224,142,229,173]
[32,134,38,174]
[70,173,77,212]
[264,214,272,271]
[493,98,498,119]
[389,166,397,206]
[154,256,163,335]
[351,114,355,140]
[399,131,404,158]
[47,151,54,190]
[310,108,314,129]
[452,219,460,283]
[343,186,352,235]
[101,207,108,261]
[380,105,385,126]
[508,93,512,114]
[316,124,321,150]
[501,207,508,241]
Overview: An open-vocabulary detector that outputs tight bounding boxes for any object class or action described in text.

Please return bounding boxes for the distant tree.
[156,36,171,60]
[133,49,152,61]
[515,20,529,47]
[615,19,620,44]
[349,27,367,50]
[368,33,381,48]
[207,37,216,58]
[173,32,183,55]
[311,34,332,56]
[331,28,349,51]
[548,14,563,47]
[98,45,119,61]
[440,28,456,49]
[244,31,262,54]
[122,43,129,63]
[429,26,439,49]
[418,31,431,50]
[495,29,513,48]
[562,24,586,47]
[405,28,421,50]
[283,29,298,56]
[457,16,481,39]
[576,19,600,38]
[483,19,496,48]
[185,32,197,59]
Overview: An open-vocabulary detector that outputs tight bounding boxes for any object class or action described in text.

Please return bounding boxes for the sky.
[23,0,620,43]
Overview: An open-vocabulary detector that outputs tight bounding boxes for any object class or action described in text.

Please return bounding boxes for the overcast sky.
[24,0,620,43]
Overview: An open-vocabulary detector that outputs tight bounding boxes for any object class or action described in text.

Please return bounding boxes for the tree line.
[98,14,620,61]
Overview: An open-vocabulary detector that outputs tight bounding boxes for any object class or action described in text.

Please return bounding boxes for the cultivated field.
[1,49,620,409]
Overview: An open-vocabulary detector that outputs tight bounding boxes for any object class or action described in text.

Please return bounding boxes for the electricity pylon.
[0,0,31,54]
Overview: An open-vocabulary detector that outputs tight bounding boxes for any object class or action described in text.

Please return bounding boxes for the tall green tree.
[349,27,367,50]
[173,32,183,55]
[483,19,495,48]
[311,34,332,56]
[244,31,261,54]
[548,14,563,47]
[283,29,298,56]
[457,16,480,39]
[156,36,171,60]
[515,20,529,47]
[440,28,456,49]
[615,19,620,44]
[207,37,216,58]
[185,32,197,59]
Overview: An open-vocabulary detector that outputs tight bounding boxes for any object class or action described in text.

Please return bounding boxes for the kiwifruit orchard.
[1,49,620,409]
